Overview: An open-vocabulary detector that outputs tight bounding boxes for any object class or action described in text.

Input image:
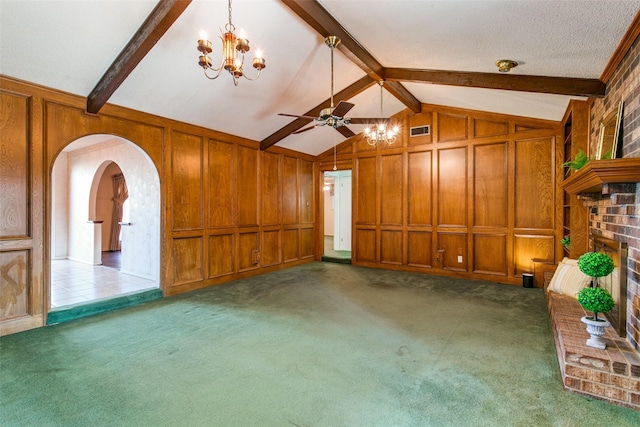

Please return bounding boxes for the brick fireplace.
[588,32,640,352]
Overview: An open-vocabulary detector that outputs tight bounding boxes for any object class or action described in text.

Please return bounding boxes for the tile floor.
[50,259,158,309]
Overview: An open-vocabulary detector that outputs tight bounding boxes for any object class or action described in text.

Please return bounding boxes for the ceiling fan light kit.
[197,0,265,86]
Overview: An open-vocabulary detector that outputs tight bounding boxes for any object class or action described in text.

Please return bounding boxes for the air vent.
[410,125,430,137]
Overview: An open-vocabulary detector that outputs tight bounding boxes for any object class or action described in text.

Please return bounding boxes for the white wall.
[51,154,68,259]
[324,171,352,251]
[53,137,160,281]
[323,176,335,236]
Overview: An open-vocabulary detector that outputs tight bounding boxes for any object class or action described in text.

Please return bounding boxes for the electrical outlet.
[457,255,463,263]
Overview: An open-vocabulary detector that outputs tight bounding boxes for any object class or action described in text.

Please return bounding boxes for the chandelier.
[364,81,399,146]
[197,0,265,86]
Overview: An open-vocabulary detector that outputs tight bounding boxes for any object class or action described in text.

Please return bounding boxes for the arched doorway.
[50,135,160,309]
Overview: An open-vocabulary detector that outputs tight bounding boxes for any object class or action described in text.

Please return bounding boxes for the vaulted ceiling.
[1,0,639,155]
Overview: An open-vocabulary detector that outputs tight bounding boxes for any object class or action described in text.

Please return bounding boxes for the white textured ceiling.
[1,0,639,156]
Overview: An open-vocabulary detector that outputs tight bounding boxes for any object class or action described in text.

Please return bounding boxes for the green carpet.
[1,262,639,426]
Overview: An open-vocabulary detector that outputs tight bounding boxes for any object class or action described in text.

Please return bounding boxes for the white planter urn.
[580,316,610,350]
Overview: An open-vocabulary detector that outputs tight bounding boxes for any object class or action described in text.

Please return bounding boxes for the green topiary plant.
[577,252,615,284]
[560,235,570,250]
[577,286,614,321]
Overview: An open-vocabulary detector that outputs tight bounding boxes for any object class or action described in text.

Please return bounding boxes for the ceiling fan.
[278,36,387,138]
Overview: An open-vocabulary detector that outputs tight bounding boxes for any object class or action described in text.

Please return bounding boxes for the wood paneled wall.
[0,77,315,335]
[319,104,563,285]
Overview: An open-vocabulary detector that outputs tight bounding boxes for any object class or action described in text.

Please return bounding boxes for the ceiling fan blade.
[348,118,390,124]
[336,126,356,138]
[332,101,355,118]
[278,113,319,120]
[292,125,318,135]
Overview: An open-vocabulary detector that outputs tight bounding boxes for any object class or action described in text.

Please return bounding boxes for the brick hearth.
[546,291,640,410]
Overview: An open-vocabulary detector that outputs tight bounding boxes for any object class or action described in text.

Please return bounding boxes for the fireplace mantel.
[563,158,640,195]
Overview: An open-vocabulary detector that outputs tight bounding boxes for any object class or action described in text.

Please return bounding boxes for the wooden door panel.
[262,230,281,267]
[408,150,432,226]
[355,229,376,262]
[356,157,376,225]
[380,230,402,265]
[474,119,508,138]
[282,156,298,225]
[172,131,203,230]
[438,113,468,142]
[237,146,259,227]
[208,139,235,228]
[514,234,554,276]
[474,142,507,228]
[407,231,432,268]
[0,250,29,321]
[438,147,467,227]
[208,234,234,278]
[172,237,204,285]
[300,228,314,259]
[515,137,554,230]
[283,229,299,263]
[437,233,467,272]
[238,232,259,271]
[380,154,403,225]
[0,92,29,238]
[262,152,280,226]
[300,159,314,224]
[473,234,507,275]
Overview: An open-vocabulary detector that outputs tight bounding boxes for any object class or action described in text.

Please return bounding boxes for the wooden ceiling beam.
[385,68,606,98]
[282,0,421,113]
[86,0,192,115]
[261,76,375,150]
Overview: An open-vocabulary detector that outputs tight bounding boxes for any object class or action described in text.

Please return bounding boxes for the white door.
[334,172,352,251]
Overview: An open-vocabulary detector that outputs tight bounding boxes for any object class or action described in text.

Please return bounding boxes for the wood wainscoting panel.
[262,152,281,226]
[208,233,234,278]
[437,232,468,272]
[237,146,259,227]
[355,228,376,262]
[437,112,468,142]
[407,150,432,226]
[407,231,432,268]
[473,233,507,276]
[356,157,377,225]
[238,232,260,272]
[513,234,555,276]
[172,131,203,231]
[474,142,508,228]
[0,91,29,238]
[300,227,314,259]
[300,159,314,224]
[283,229,299,263]
[380,230,403,265]
[515,137,554,230]
[262,229,281,267]
[473,119,508,138]
[0,250,29,321]
[380,154,403,226]
[438,147,467,227]
[282,156,299,225]
[172,237,204,285]
[208,139,235,228]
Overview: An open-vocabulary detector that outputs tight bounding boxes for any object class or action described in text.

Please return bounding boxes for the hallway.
[51,259,158,309]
